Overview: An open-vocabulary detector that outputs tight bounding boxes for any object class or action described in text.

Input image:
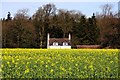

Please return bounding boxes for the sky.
[0,0,120,19]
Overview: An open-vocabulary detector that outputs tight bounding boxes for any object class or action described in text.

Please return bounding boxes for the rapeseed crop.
[1,49,119,78]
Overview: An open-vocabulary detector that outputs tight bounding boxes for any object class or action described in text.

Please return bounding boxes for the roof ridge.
[50,38,68,39]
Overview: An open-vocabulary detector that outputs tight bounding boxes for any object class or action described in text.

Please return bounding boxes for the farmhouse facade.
[47,33,71,49]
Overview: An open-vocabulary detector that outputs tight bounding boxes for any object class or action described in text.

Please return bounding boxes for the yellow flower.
[27,62,30,64]
[51,63,55,66]
[25,68,29,74]
[16,59,19,61]
[89,65,94,71]
[56,61,58,64]
[72,60,74,62]
[69,67,71,70]
[41,61,44,64]
[84,66,87,69]
[47,60,50,63]
[1,64,4,68]
[0,68,2,72]
[75,64,78,66]
[50,69,54,73]
[60,66,66,71]
[12,60,15,63]
[45,65,48,68]
[7,61,9,64]
[89,65,93,69]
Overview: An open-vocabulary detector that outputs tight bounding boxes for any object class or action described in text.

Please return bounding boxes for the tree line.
[1,3,120,48]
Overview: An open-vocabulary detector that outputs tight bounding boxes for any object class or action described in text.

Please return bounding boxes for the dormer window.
[63,42,68,46]
[53,42,58,46]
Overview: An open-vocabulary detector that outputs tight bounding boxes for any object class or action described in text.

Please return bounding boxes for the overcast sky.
[0,0,119,19]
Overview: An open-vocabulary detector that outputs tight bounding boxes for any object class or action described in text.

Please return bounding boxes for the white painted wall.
[47,33,71,49]
[49,46,71,49]
[47,33,50,49]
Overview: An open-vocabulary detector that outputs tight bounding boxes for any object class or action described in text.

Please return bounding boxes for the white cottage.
[47,33,71,49]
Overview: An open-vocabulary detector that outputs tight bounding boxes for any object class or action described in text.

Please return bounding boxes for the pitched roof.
[49,38,71,46]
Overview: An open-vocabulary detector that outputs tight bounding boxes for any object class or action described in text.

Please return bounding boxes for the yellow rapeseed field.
[0,49,119,78]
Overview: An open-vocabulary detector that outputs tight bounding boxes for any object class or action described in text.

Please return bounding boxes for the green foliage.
[87,14,100,44]
[74,14,100,45]
[75,15,87,45]
[1,49,119,78]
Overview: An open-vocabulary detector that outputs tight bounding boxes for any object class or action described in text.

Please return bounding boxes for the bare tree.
[57,9,82,37]
[100,4,113,18]
[14,9,29,20]
[32,3,57,48]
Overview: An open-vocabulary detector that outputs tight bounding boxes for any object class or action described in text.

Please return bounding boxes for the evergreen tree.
[85,13,100,44]
[91,13,100,44]
[7,12,11,20]
[75,15,88,44]
[75,14,100,45]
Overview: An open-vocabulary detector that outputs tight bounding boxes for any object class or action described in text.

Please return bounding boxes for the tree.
[6,12,12,21]
[97,4,120,48]
[57,9,80,37]
[14,9,29,20]
[74,13,100,45]
[75,15,88,44]
[100,4,113,18]
[87,13,100,44]
[33,3,57,48]
[2,19,13,47]
[0,19,1,47]
[2,9,36,48]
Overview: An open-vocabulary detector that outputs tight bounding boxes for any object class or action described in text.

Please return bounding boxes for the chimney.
[69,33,71,40]
[47,33,50,48]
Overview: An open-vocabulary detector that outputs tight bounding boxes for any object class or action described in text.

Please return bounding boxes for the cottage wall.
[47,33,71,49]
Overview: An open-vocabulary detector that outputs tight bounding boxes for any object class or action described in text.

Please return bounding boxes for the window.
[53,42,58,46]
[63,42,68,46]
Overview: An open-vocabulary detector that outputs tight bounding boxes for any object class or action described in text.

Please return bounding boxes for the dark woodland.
[1,3,120,48]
